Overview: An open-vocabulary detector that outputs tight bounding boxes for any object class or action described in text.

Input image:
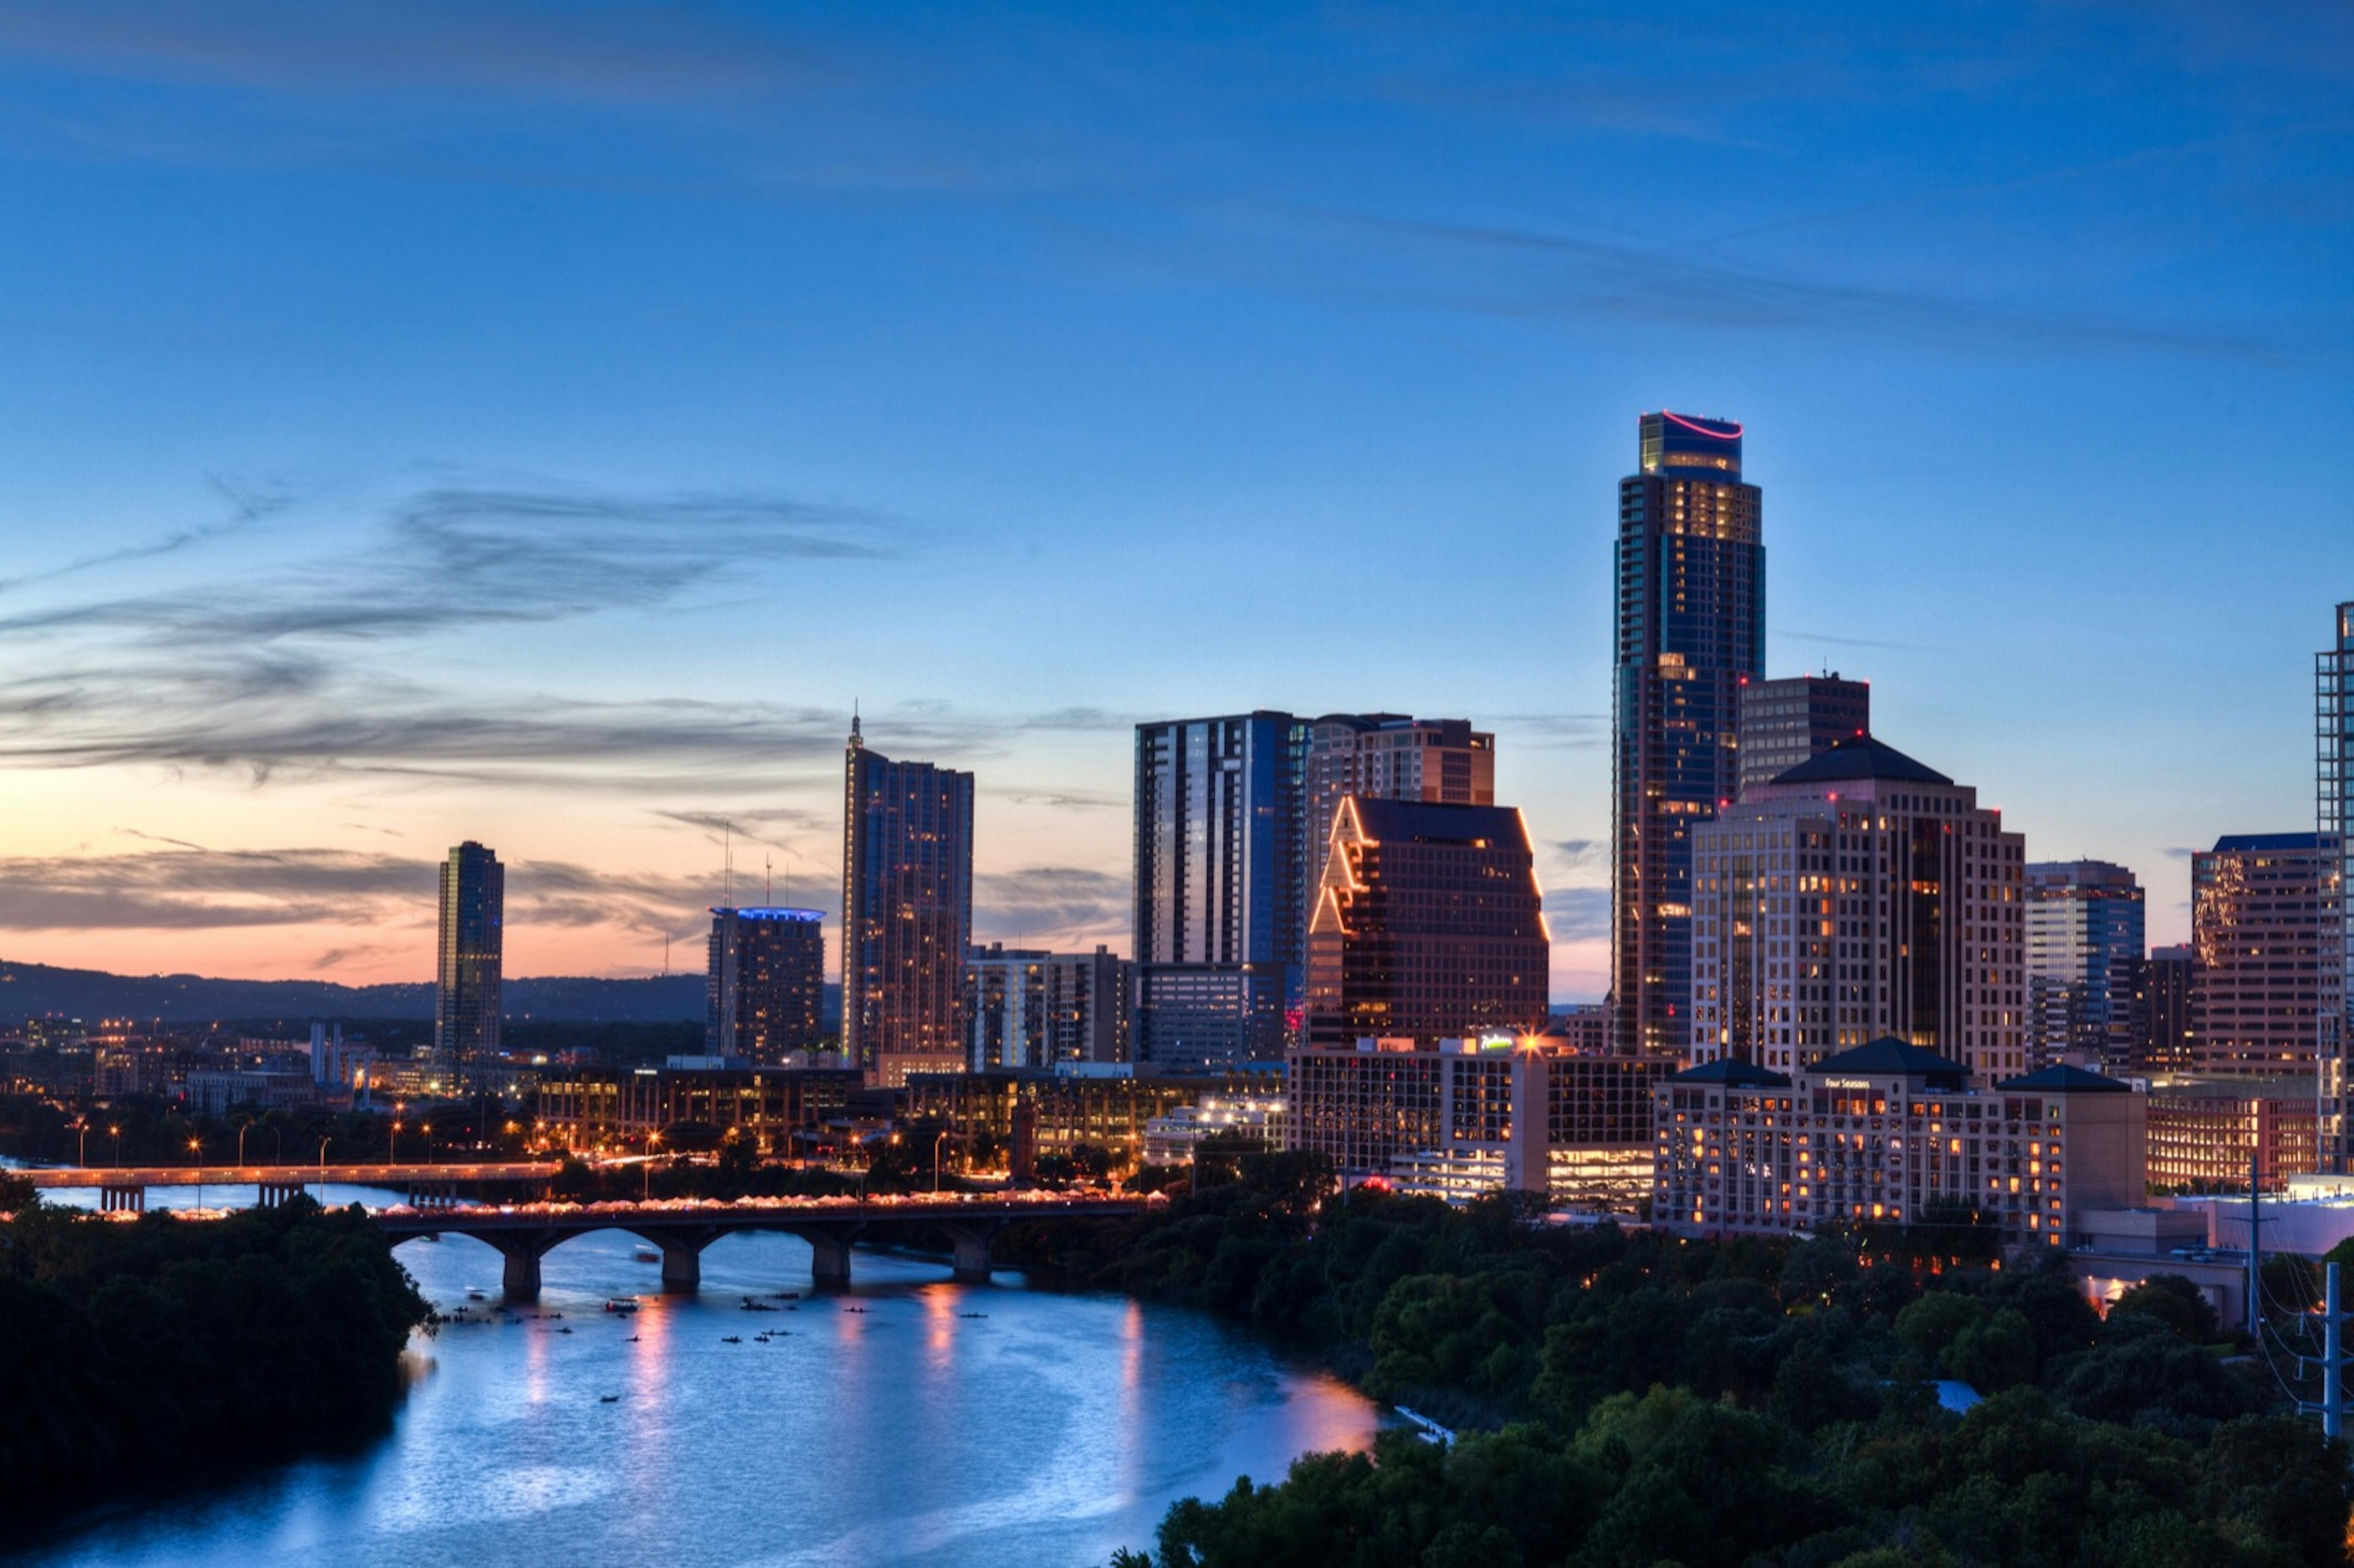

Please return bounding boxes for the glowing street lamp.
[109,1124,120,1166]
[188,1136,204,1212]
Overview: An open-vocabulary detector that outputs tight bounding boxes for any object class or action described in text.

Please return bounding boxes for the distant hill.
[0,959,755,1026]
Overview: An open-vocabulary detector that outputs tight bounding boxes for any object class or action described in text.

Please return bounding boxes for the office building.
[1286,1033,1675,1209]
[901,1068,1228,1170]
[1651,1040,2146,1246]
[2322,604,2354,1171]
[435,840,504,1096]
[1132,712,1306,1068]
[1141,1091,1288,1165]
[2190,832,2342,1078]
[1736,674,1868,801]
[1688,734,2028,1081]
[841,718,976,1086]
[2025,861,2146,1070]
[2138,945,2198,1072]
[1304,798,1549,1048]
[966,943,1131,1070]
[2145,1078,2317,1193]
[707,907,826,1062]
[537,1064,863,1155]
[1613,411,1765,1054]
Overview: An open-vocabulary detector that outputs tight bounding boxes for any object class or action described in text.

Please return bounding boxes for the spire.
[850,701,862,749]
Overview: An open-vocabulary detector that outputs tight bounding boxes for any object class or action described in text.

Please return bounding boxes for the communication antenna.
[766,853,774,905]
[663,933,671,975]
[722,820,734,909]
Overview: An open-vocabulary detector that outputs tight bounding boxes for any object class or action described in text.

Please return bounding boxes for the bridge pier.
[481,1230,561,1303]
[256,1181,307,1209]
[796,1227,863,1288]
[99,1184,146,1213]
[942,1222,1001,1283]
[661,1244,702,1292]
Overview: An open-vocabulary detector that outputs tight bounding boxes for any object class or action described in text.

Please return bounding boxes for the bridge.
[19,1162,559,1190]
[373,1193,1153,1300]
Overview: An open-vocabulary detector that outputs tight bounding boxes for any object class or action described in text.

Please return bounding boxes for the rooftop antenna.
[663,932,671,975]
[723,820,734,910]
[765,852,773,905]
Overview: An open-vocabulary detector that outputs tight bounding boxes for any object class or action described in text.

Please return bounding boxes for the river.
[11,1185,1382,1568]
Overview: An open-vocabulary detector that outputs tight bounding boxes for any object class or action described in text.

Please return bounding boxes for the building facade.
[1687,734,2028,1081]
[1651,1040,2146,1247]
[841,718,976,1086]
[1286,1034,1674,1209]
[966,944,1130,1070]
[1613,411,1765,1054]
[2138,945,2198,1072]
[1737,674,1868,801]
[536,1065,863,1155]
[1304,798,1550,1049]
[707,907,826,1061]
[900,1068,1227,1170]
[2190,832,2342,1079]
[2322,603,2354,1171]
[2145,1077,2318,1193]
[2025,860,2146,1070]
[435,840,504,1096]
[1132,712,1306,1068]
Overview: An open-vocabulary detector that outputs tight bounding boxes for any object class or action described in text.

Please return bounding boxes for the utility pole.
[2327,1262,2343,1442]
[2249,1147,2263,1339]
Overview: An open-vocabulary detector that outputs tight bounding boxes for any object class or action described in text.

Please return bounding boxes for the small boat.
[633,1249,659,1264]
[625,1335,640,1343]
[555,1326,574,1335]
[604,1298,639,1314]
[720,1335,742,1344]
[958,1312,988,1320]
[599,1395,620,1403]
[467,1290,486,1302]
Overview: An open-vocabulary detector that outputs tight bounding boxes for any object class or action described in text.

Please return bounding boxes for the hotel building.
[1651,1040,2146,1247]
[1687,734,2028,1082]
[707,907,826,1061]
[1736,674,1868,802]
[2024,860,2146,1070]
[2190,832,2342,1079]
[435,840,504,1097]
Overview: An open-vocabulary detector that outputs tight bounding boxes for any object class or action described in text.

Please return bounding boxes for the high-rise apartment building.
[1613,411,1764,1054]
[1132,713,1306,1068]
[1736,674,1868,801]
[966,943,1131,1069]
[707,907,825,1061]
[1304,799,1549,1048]
[2025,860,2146,1070]
[435,840,504,1096]
[841,718,975,1086]
[1687,734,2028,1081]
[2190,832,2342,1079]
[2322,604,2354,1170]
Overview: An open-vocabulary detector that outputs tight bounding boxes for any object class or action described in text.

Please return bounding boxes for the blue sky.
[0,1,2345,995]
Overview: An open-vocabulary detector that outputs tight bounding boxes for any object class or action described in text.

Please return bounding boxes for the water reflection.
[13,1217,1381,1568]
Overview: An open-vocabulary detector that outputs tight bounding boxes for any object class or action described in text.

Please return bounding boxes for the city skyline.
[0,4,2345,997]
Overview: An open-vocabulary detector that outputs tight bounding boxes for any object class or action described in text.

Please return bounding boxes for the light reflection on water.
[13,1197,1381,1568]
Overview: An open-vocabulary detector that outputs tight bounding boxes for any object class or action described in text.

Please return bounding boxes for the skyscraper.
[2024,860,2146,1070]
[1132,712,1306,1068]
[966,943,1132,1069]
[2322,604,2354,1170]
[2192,832,2343,1079]
[707,907,826,1061]
[841,718,975,1086]
[435,840,503,1096]
[1304,798,1550,1048]
[1613,411,1764,1055]
[1735,674,1868,801]
[1686,734,2027,1081]
[2138,944,2198,1073]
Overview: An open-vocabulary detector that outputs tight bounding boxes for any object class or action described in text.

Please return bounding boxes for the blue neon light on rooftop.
[710,907,825,920]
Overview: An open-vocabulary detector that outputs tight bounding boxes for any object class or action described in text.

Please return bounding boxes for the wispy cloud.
[975,864,1127,950]
[1544,886,1610,942]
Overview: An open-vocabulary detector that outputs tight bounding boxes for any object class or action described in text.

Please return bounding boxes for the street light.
[75,1117,88,1166]
[932,1129,950,1193]
[189,1136,204,1212]
[390,1121,403,1167]
[318,1135,331,1184]
[237,1122,251,1168]
[644,1131,661,1202]
[109,1125,120,1166]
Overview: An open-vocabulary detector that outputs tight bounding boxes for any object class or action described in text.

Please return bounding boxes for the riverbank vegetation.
[1015,1154,2353,1568]
[0,1186,431,1528]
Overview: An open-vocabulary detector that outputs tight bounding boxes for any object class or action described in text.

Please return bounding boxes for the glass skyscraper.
[1132,712,1306,1068]
[2319,603,2353,1170]
[2024,860,2146,1070]
[840,718,975,1086]
[435,840,504,1096]
[1612,412,1764,1055]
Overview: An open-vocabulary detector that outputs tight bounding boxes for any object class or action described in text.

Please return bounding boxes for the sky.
[0,1,2346,1000]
